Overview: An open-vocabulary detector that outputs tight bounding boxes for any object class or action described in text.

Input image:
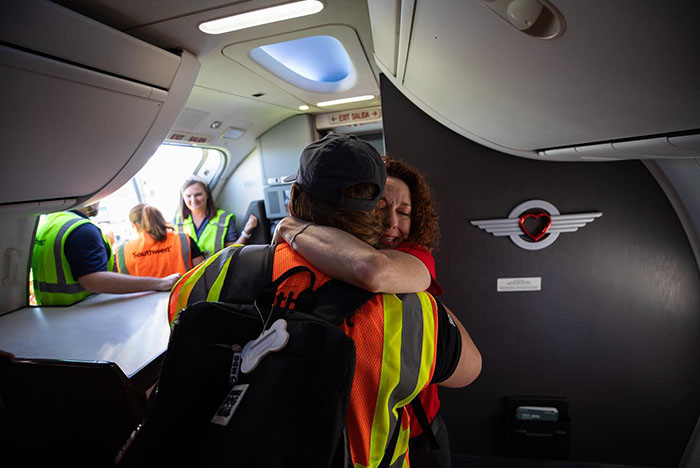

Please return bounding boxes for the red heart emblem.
[519,212,552,241]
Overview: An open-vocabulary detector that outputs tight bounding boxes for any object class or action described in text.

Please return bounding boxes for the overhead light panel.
[199,1,325,35]
[316,95,375,107]
[298,105,310,111]
[222,127,246,140]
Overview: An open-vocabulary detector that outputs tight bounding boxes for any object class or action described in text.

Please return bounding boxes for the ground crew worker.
[168,134,480,467]
[116,204,204,277]
[32,203,180,306]
[175,175,259,257]
[273,156,457,467]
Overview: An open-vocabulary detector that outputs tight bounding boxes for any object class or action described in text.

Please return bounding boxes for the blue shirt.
[63,211,110,279]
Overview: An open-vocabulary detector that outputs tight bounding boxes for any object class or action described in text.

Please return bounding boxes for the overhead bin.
[0,0,200,213]
[367,0,700,161]
[540,133,700,161]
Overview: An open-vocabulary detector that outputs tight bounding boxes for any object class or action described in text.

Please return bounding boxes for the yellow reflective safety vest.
[32,211,114,306]
[168,243,439,468]
[175,209,234,258]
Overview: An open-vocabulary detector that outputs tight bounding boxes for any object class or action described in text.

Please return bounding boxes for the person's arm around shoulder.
[437,303,482,388]
[276,216,431,293]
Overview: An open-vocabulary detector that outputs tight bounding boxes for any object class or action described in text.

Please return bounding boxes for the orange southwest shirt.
[116,231,193,277]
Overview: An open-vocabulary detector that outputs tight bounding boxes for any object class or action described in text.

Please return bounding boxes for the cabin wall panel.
[0,214,37,314]
[217,145,264,233]
[259,115,316,184]
[381,75,700,466]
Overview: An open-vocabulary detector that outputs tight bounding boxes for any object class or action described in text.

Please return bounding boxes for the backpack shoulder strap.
[410,398,441,451]
[305,279,376,325]
[218,244,275,303]
[218,244,318,306]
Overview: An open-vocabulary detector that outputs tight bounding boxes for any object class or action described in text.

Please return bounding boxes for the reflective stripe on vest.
[175,209,234,257]
[167,246,239,325]
[117,231,192,277]
[116,243,129,275]
[32,211,114,306]
[178,232,191,269]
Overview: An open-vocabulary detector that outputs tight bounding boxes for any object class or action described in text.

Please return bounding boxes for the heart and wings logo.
[471,200,602,250]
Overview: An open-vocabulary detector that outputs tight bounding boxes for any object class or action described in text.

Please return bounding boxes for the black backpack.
[116,244,400,468]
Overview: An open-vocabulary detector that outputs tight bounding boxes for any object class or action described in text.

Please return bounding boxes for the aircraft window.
[94,145,224,244]
[28,145,223,305]
[195,148,226,186]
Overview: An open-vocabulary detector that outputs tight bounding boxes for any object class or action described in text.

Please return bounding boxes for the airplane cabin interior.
[1,1,699,467]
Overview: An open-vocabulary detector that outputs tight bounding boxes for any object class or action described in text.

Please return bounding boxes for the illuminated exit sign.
[316,106,382,129]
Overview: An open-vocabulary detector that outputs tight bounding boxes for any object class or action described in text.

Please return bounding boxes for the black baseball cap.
[284,134,386,211]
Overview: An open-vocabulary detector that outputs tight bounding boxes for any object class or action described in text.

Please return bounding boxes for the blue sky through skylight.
[256,35,352,83]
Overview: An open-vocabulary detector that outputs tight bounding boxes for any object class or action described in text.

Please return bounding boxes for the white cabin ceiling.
[51,0,700,163]
[53,0,381,167]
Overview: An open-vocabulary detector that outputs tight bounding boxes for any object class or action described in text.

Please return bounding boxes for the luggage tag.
[211,384,249,426]
[229,344,242,385]
[210,320,288,426]
[209,344,243,426]
[240,318,289,374]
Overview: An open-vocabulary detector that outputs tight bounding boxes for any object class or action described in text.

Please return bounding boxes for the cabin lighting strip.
[199,1,324,34]
[316,95,375,107]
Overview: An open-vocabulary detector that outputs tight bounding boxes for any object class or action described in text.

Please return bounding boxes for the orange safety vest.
[168,243,438,468]
[275,244,440,467]
[167,243,439,467]
[116,231,193,277]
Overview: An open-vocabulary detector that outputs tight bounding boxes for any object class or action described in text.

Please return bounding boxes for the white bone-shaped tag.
[240,318,289,374]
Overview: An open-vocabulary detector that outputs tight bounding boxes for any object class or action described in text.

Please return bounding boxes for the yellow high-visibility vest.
[32,211,114,306]
[175,209,234,258]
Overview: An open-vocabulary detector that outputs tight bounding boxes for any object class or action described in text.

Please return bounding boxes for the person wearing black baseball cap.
[285,133,387,210]
[279,148,482,468]
[280,133,388,247]
[275,133,475,467]
[167,133,474,468]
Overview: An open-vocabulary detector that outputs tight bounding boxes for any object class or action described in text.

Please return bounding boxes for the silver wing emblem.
[549,213,603,233]
[470,213,602,237]
[470,200,602,251]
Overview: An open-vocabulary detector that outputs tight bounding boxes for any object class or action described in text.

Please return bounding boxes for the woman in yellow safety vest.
[175,176,259,258]
[116,204,204,277]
